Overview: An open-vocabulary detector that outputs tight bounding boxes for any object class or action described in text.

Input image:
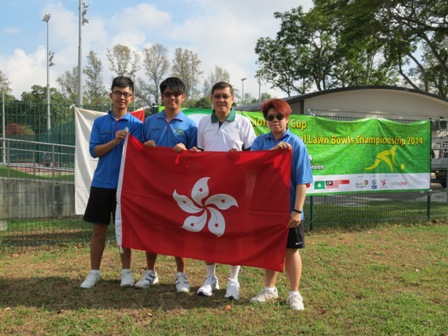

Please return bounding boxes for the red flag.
[116,135,291,272]
[130,109,145,122]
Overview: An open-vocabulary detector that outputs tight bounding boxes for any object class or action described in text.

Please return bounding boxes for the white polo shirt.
[197,110,256,151]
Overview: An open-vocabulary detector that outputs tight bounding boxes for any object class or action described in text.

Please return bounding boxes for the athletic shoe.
[120,269,135,288]
[286,292,305,311]
[224,279,240,300]
[197,276,219,297]
[249,288,279,304]
[134,270,159,289]
[175,272,190,293]
[80,270,101,289]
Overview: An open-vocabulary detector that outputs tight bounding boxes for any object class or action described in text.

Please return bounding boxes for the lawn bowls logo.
[173,177,238,237]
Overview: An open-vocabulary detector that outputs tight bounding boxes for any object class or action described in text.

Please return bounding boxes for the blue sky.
[0,0,313,100]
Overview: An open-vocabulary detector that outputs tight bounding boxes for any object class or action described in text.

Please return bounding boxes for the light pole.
[78,1,89,107]
[1,84,5,164]
[241,77,247,106]
[42,13,51,131]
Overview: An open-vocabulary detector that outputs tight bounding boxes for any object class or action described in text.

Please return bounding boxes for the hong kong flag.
[116,135,291,272]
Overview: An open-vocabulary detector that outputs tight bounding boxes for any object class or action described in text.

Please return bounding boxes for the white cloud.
[6,48,47,97]
[1,0,314,100]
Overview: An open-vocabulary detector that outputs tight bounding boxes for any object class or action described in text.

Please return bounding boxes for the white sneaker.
[175,272,190,293]
[249,288,278,304]
[287,292,305,311]
[80,270,101,289]
[197,276,219,297]
[120,269,135,288]
[134,270,159,289]
[224,279,240,300]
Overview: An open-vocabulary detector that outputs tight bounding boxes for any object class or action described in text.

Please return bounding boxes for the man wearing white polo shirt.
[191,81,256,300]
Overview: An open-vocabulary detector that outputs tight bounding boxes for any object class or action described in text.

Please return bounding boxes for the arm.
[288,184,307,228]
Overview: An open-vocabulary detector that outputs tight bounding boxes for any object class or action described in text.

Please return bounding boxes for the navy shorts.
[286,224,305,249]
[83,187,117,225]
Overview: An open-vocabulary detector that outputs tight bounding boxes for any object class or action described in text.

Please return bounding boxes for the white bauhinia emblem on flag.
[173,177,238,237]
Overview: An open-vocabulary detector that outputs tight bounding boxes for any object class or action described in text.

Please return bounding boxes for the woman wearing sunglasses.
[249,98,313,311]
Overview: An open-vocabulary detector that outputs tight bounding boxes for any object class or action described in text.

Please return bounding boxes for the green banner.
[184,109,431,194]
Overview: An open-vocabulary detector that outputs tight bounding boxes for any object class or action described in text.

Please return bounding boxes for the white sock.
[206,264,216,277]
[229,265,240,281]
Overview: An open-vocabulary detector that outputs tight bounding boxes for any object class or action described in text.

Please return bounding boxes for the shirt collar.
[158,110,185,121]
[211,109,236,123]
[108,110,131,121]
[267,128,291,141]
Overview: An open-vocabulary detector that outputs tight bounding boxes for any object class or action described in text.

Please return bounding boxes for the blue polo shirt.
[143,110,198,148]
[251,128,313,212]
[90,111,143,189]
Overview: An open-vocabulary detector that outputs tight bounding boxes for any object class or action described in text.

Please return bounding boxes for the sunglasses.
[162,92,183,98]
[266,114,285,122]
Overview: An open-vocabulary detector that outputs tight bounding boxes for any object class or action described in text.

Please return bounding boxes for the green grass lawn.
[0,222,446,335]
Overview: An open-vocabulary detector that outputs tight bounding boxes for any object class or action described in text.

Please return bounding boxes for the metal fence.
[0,103,446,251]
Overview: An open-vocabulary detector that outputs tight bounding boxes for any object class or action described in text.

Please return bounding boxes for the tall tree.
[84,50,107,106]
[21,85,70,132]
[187,96,212,109]
[171,48,203,99]
[139,44,170,105]
[56,67,78,103]
[202,66,231,96]
[106,44,141,79]
[313,0,448,96]
[255,5,398,96]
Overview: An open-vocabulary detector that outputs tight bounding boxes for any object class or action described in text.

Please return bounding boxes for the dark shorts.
[286,224,305,249]
[83,187,117,225]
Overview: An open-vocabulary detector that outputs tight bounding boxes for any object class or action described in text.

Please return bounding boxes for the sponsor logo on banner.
[325,180,339,188]
[391,181,408,187]
[356,180,369,188]
[314,181,326,190]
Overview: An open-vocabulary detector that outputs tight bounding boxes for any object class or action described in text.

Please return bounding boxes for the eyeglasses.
[212,94,232,100]
[162,92,183,98]
[112,91,133,98]
[266,114,285,121]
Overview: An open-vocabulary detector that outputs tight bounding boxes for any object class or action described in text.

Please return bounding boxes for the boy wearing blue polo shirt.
[81,76,143,289]
[135,77,198,293]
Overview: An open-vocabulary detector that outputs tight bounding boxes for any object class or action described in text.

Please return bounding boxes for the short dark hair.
[160,77,186,94]
[111,76,134,92]
[211,82,234,96]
